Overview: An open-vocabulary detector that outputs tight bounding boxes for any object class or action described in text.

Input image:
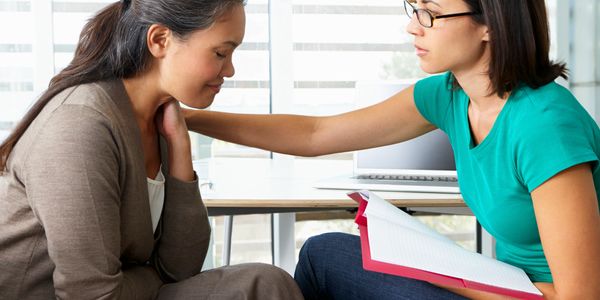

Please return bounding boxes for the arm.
[436,164,600,300]
[151,167,210,282]
[530,163,600,299]
[25,105,162,299]
[152,100,211,282]
[185,85,436,156]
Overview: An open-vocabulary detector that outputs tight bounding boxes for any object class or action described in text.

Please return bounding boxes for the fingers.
[157,100,189,142]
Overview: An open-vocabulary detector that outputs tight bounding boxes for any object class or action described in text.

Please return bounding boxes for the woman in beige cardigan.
[0,0,302,299]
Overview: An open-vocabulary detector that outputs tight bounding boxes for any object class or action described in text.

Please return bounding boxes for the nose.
[221,57,235,78]
[405,14,423,36]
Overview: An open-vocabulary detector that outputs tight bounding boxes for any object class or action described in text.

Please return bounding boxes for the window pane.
[52,1,114,73]
[546,0,558,60]
[0,0,34,141]
[291,0,426,116]
[290,0,426,160]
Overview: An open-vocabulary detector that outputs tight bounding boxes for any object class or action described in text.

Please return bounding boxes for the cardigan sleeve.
[151,138,211,282]
[24,104,162,299]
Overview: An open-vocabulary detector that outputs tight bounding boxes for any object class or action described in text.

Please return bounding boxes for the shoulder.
[413,72,458,131]
[35,79,133,141]
[37,81,125,140]
[60,80,129,121]
[517,82,581,115]
[511,81,593,132]
[13,81,131,170]
[507,81,599,160]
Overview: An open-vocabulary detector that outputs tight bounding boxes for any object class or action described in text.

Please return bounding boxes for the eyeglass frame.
[403,0,481,28]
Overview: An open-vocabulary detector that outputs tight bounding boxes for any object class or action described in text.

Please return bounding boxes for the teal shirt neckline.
[413,73,600,283]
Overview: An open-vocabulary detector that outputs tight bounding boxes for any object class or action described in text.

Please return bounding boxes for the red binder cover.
[348,191,543,300]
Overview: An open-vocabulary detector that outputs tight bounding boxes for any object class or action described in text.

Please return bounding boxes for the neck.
[122,71,169,133]
[452,56,509,112]
[450,44,509,112]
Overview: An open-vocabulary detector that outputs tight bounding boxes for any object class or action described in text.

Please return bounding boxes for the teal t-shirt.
[414,72,600,283]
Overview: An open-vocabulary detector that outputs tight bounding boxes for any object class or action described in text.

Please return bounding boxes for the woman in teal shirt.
[185,0,600,298]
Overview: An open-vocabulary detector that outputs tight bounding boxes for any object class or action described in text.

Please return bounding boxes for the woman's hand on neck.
[122,71,194,182]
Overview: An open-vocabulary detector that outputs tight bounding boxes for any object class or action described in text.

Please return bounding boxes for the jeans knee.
[299,232,352,264]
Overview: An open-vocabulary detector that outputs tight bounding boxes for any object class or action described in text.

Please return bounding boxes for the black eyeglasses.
[403,0,480,28]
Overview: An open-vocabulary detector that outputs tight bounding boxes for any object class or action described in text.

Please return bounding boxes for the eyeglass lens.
[403,0,433,28]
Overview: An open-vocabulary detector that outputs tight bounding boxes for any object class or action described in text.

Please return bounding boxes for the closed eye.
[428,9,441,17]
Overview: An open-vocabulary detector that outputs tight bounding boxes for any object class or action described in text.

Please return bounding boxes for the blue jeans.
[294,232,468,300]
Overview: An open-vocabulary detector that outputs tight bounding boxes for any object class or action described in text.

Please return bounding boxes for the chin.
[419,61,447,75]
[183,98,215,109]
[192,102,214,109]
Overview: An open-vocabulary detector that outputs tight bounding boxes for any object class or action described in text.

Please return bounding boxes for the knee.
[298,232,353,265]
[243,263,289,278]
[237,263,295,285]
[240,263,302,297]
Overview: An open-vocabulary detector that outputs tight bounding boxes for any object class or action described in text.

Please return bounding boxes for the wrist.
[167,139,194,182]
[166,133,191,150]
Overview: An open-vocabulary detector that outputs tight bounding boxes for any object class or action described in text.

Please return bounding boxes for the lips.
[207,81,223,93]
[414,45,428,56]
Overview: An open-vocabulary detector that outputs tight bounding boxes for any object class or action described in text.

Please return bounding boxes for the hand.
[181,107,194,121]
[156,99,194,182]
[156,99,190,145]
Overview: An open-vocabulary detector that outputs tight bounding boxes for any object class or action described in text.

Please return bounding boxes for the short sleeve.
[413,72,454,132]
[516,105,599,193]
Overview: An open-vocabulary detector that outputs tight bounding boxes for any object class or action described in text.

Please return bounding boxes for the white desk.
[194,157,469,274]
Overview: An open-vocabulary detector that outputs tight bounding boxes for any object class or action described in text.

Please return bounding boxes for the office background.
[0,0,597,266]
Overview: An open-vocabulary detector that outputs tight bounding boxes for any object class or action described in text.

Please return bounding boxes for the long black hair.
[460,0,567,97]
[0,0,245,171]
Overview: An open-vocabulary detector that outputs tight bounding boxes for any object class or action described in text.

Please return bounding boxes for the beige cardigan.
[0,80,211,299]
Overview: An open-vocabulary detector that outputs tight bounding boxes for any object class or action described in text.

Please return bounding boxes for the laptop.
[313,81,459,194]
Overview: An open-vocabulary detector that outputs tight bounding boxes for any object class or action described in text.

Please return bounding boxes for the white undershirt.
[147,167,165,233]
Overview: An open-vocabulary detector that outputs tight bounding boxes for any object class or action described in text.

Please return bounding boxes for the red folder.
[348,192,543,300]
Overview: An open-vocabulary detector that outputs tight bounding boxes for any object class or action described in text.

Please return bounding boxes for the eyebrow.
[420,0,441,8]
[223,41,240,48]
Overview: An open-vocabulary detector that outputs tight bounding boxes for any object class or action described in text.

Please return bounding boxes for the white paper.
[363,191,542,296]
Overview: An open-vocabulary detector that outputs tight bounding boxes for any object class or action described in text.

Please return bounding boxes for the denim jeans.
[294,232,468,300]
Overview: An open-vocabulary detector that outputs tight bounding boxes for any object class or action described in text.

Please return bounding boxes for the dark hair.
[0,0,245,171]
[456,0,567,97]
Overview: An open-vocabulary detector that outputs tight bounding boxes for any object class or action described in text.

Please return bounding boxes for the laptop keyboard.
[314,173,460,193]
[355,174,458,182]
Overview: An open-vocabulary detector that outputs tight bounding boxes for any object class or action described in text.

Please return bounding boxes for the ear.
[147,24,171,58]
[481,25,490,42]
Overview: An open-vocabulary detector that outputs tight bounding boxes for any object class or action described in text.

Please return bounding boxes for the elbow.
[552,288,600,300]
[273,136,324,157]
[298,122,329,157]
[297,147,326,157]
[555,292,600,300]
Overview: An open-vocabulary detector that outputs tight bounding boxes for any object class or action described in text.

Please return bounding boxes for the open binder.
[349,190,543,299]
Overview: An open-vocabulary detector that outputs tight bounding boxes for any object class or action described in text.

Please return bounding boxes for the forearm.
[185,109,323,156]
[166,135,194,182]
[435,284,512,300]
[440,282,560,299]
[153,173,211,282]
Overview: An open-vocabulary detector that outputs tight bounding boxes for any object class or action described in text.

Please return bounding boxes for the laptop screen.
[353,81,456,175]
[355,129,456,172]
